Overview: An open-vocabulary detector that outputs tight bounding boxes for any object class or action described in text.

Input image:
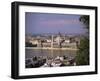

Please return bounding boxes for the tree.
[79,15,89,29]
[76,15,89,65]
[76,37,89,65]
[80,15,89,35]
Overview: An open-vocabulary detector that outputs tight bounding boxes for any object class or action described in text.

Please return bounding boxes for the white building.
[29,40,39,45]
[55,36,62,45]
[46,39,51,43]
[64,39,70,43]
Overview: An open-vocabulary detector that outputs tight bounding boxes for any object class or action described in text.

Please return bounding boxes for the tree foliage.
[76,37,89,65]
[76,15,89,65]
[79,15,89,29]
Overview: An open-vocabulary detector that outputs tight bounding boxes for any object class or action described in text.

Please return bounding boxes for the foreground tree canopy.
[76,15,89,65]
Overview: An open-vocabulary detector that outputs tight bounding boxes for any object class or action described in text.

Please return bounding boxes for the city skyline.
[25,12,87,35]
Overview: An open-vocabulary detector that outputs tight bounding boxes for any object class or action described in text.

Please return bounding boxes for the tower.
[51,35,54,48]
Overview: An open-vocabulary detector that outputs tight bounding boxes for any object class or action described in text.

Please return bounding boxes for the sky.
[25,12,87,35]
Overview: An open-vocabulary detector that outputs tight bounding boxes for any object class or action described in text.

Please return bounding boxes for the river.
[25,48,77,59]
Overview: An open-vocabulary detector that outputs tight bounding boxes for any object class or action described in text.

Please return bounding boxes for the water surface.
[25,48,77,59]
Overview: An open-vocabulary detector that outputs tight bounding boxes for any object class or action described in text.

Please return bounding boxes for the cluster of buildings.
[26,55,76,68]
[26,33,81,49]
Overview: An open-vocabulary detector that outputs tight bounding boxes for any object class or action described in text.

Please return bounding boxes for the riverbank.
[26,55,76,68]
[26,47,78,51]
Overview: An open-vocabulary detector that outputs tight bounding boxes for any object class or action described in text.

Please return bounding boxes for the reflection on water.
[25,49,77,59]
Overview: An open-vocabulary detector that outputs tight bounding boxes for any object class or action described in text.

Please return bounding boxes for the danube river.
[25,48,77,59]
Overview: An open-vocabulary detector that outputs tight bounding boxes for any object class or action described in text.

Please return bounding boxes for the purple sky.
[25,12,86,35]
